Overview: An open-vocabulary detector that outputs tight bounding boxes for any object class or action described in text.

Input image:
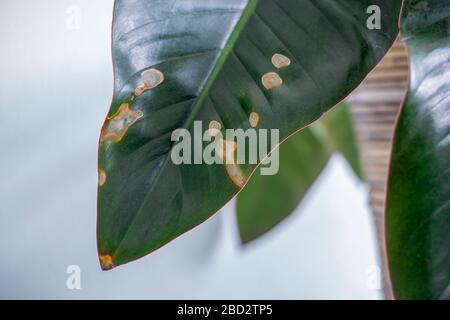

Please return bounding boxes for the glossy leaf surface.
[318,102,363,179]
[386,0,450,300]
[98,0,401,269]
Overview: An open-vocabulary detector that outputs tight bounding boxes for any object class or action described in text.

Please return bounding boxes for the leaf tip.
[100,103,144,143]
[99,254,115,271]
[271,53,291,69]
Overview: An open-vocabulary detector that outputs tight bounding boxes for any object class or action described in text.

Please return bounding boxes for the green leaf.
[314,102,363,179]
[98,0,401,270]
[236,125,330,244]
[236,102,361,244]
[386,0,450,300]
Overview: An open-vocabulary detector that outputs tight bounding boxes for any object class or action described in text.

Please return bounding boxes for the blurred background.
[0,0,384,299]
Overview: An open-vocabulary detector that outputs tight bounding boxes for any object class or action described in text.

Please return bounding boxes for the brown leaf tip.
[99,254,115,271]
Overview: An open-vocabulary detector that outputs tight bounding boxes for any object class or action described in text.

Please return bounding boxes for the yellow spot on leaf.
[271,53,291,69]
[100,103,143,143]
[208,120,222,137]
[98,169,106,187]
[262,72,283,90]
[135,68,164,96]
[216,138,246,188]
[99,254,114,271]
[249,112,260,128]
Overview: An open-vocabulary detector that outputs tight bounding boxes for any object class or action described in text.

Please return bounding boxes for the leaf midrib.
[111,0,260,259]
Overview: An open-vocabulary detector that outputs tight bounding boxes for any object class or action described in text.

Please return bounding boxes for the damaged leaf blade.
[386,0,450,300]
[98,0,401,269]
[236,102,362,244]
